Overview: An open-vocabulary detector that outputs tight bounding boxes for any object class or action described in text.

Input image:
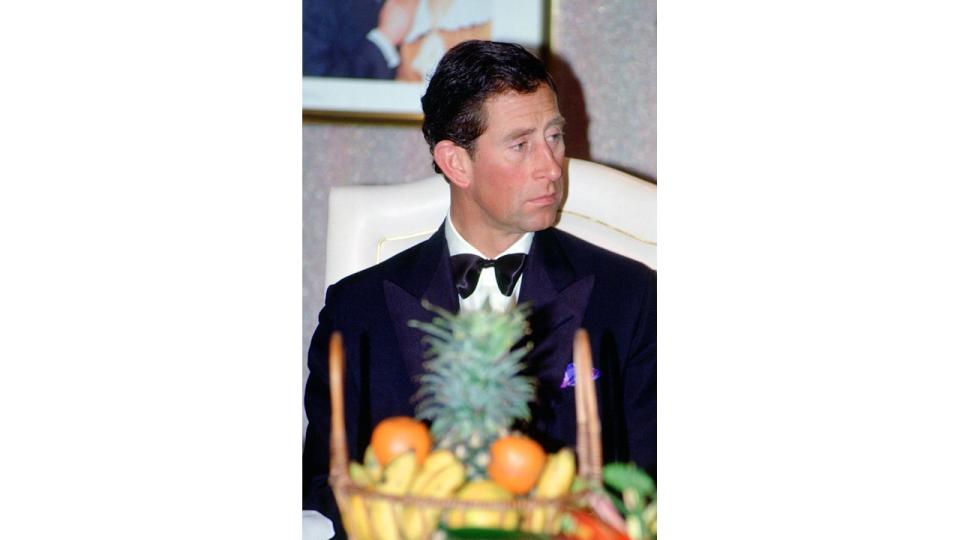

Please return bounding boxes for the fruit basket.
[326,327,606,540]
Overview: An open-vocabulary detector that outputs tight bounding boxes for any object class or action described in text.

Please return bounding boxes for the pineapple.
[409,300,536,480]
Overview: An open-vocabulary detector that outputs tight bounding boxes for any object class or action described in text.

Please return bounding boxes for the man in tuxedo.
[302,40,656,535]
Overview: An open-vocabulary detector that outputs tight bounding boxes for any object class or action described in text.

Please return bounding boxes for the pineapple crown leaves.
[408,300,532,359]
[407,299,537,442]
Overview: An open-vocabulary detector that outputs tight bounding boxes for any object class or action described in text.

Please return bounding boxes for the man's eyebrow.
[501,117,567,142]
[502,127,536,142]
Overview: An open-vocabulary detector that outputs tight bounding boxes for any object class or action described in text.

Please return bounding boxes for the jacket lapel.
[383,225,459,385]
[518,229,595,395]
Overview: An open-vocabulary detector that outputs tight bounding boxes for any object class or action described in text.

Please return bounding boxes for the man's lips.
[528,194,558,206]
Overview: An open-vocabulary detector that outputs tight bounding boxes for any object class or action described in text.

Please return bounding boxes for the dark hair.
[421,40,557,175]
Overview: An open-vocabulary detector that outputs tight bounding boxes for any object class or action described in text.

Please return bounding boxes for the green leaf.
[603,462,656,499]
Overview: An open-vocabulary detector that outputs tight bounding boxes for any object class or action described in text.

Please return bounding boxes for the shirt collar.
[444,212,534,259]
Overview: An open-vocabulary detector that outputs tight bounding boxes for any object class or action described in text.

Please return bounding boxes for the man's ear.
[433,140,472,188]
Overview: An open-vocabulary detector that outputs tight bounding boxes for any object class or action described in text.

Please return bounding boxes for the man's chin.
[522,211,561,232]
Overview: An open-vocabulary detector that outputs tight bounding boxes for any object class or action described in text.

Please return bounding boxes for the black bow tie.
[450,253,527,299]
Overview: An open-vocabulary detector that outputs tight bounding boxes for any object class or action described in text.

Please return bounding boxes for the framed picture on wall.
[303,0,545,120]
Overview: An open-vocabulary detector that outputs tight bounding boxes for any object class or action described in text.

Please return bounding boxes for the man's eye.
[511,142,527,151]
[548,132,565,142]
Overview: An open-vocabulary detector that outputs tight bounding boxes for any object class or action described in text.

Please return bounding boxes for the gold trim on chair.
[559,210,657,246]
[563,158,656,187]
[376,229,436,263]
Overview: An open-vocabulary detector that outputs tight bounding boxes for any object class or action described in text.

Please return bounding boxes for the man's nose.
[535,142,563,181]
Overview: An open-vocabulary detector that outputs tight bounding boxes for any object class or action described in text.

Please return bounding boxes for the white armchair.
[325,157,656,287]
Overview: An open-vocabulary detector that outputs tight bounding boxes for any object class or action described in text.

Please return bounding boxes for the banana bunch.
[400,449,466,540]
[344,445,576,539]
[344,461,375,540]
[521,448,577,534]
[343,450,417,540]
[344,448,467,540]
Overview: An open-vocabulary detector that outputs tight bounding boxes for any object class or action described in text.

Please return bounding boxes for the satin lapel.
[518,229,595,393]
[383,226,459,385]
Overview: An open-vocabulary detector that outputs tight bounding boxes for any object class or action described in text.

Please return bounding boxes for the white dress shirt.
[444,214,533,313]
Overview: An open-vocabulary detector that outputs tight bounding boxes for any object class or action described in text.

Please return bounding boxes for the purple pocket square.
[560,362,600,389]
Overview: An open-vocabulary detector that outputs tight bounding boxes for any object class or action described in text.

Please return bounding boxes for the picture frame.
[303,0,546,120]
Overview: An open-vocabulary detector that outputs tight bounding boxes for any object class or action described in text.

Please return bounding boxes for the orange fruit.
[370,416,432,466]
[487,435,547,495]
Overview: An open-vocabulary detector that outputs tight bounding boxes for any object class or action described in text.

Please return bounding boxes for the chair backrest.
[325,158,656,287]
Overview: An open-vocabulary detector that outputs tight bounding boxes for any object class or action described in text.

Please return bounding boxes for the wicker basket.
[327,329,603,539]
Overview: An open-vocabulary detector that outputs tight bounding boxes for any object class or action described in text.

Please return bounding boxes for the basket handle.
[328,331,349,479]
[574,329,603,485]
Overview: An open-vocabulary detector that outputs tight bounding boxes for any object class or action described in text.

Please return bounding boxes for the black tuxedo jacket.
[302,225,656,531]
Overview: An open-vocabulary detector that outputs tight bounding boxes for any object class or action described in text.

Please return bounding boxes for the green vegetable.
[602,463,657,540]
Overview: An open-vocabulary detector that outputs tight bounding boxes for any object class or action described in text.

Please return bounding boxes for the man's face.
[461,84,566,237]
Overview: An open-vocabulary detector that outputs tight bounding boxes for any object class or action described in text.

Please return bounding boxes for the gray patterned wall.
[303,0,656,393]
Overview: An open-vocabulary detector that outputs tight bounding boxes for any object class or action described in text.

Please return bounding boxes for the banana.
[407,449,457,495]
[446,480,518,529]
[340,461,375,539]
[523,506,547,534]
[400,508,426,540]
[370,499,402,540]
[523,448,577,534]
[421,459,467,496]
[535,448,576,498]
[349,461,374,487]
[345,495,373,540]
[370,452,418,540]
[401,459,467,539]
[344,461,377,539]
[364,445,383,483]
